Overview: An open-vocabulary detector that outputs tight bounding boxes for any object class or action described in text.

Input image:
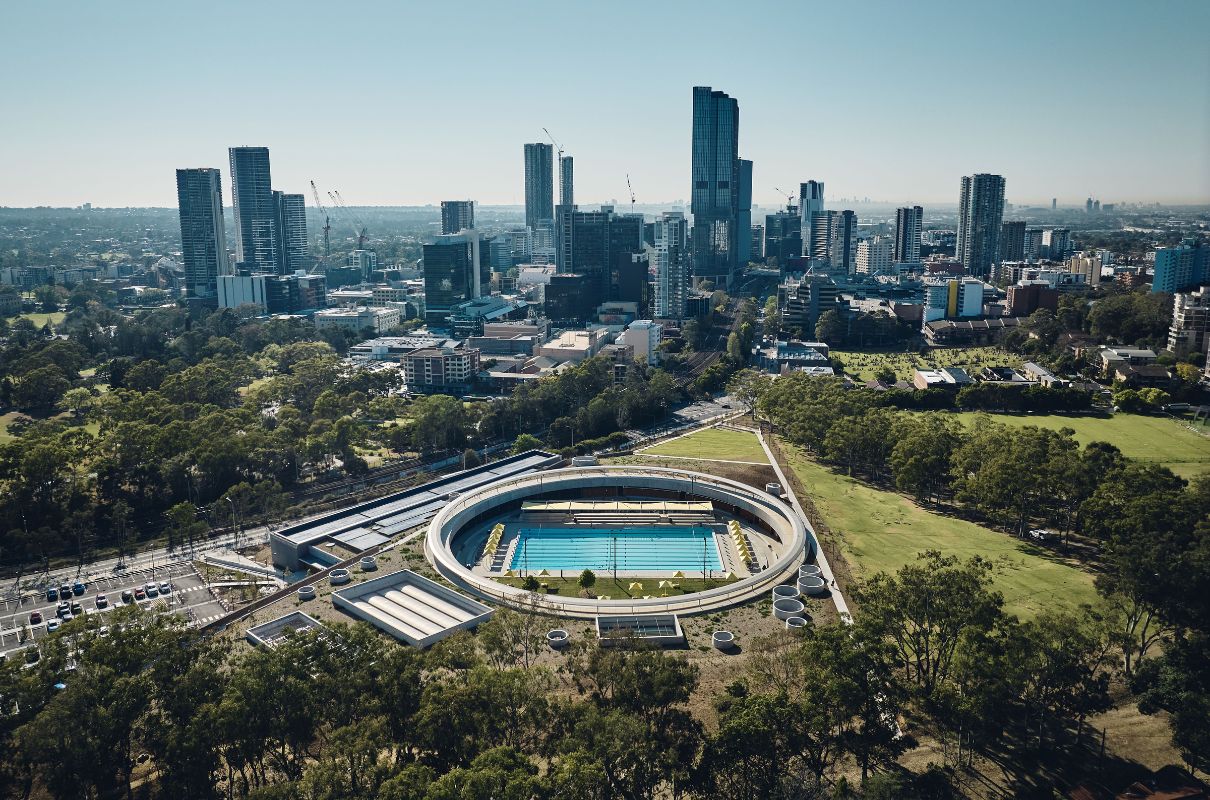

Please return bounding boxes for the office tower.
[831,210,858,274]
[799,181,825,257]
[1085,197,1094,213]
[441,200,475,235]
[737,159,753,265]
[273,191,308,274]
[1043,227,1072,261]
[750,225,765,261]
[651,212,690,319]
[857,237,893,274]
[999,220,1026,264]
[556,206,646,306]
[559,155,574,208]
[422,231,486,324]
[764,209,802,269]
[524,142,554,230]
[176,168,230,302]
[1051,198,1057,210]
[690,85,741,287]
[956,173,1006,278]
[1023,227,1044,261]
[228,147,278,272]
[893,205,923,263]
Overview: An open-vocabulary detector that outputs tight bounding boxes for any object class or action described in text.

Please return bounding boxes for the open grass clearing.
[639,426,769,463]
[782,445,1098,620]
[947,411,1210,480]
[834,346,1022,382]
[9,311,67,328]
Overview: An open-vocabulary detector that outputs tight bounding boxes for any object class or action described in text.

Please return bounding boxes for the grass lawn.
[494,574,738,597]
[835,346,1021,382]
[948,412,1210,480]
[11,311,66,328]
[0,411,24,443]
[783,445,1098,620]
[640,426,769,463]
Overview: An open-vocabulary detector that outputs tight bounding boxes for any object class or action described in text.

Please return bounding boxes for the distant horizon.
[2,0,1208,208]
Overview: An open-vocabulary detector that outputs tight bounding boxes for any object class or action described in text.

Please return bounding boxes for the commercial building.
[956,173,1006,278]
[750,224,765,261]
[1167,288,1210,358]
[229,146,278,272]
[523,143,554,230]
[894,206,923,263]
[856,237,893,275]
[690,86,742,287]
[1006,280,1058,316]
[999,220,1026,263]
[764,208,802,268]
[401,347,481,392]
[440,200,475,235]
[422,232,487,324]
[799,181,825,258]
[314,306,401,333]
[537,329,609,363]
[913,367,974,390]
[807,210,857,274]
[272,192,308,274]
[555,206,645,307]
[651,212,690,319]
[1042,228,1072,261]
[559,155,574,208]
[345,250,379,281]
[923,276,985,323]
[175,168,230,303]
[542,273,594,323]
[217,272,326,314]
[737,159,753,265]
[755,340,831,375]
[779,274,840,332]
[617,319,662,365]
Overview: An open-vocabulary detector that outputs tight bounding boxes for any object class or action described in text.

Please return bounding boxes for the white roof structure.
[332,569,493,647]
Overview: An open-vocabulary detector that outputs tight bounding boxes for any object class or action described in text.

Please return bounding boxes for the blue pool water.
[508,526,722,572]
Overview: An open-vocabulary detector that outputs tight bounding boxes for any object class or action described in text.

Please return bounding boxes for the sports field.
[640,426,769,463]
[784,446,1098,620]
[950,412,1209,480]
[835,346,1021,382]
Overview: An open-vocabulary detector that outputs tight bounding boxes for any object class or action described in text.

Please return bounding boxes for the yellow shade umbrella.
[538,569,550,577]
[672,570,684,578]
[627,582,643,593]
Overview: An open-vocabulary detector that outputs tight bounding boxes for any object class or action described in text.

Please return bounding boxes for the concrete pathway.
[756,429,853,624]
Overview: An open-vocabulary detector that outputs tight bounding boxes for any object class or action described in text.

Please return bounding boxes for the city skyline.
[2,0,1209,208]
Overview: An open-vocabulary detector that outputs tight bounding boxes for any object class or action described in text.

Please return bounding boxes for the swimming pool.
[508,526,723,572]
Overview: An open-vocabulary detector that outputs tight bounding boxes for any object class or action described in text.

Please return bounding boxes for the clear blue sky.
[3,0,1208,208]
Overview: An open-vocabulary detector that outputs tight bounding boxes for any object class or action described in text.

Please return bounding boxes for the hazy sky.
[3,0,1208,208]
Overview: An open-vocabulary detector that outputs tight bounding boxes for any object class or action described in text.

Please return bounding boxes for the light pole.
[227,497,240,551]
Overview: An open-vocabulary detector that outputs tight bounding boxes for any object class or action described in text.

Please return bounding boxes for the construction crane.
[774,187,797,213]
[328,189,368,250]
[542,127,564,160]
[309,180,331,262]
[626,174,636,212]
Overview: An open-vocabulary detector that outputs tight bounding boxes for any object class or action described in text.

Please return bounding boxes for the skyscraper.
[799,181,825,257]
[176,168,230,303]
[831,210,858,274]
[559,155,574,208]
[524,143,554,230]
[737,159,753,265]
[441,200,475,235]
[228,146,278,272]
[690,85,740,287]
[422,232,487,324]
[956,173,1006,278]
[893,205,923,263]
[856,236,893,275]
[651,212,690,319]
[999,220,1027,263]
[273,191,308,274]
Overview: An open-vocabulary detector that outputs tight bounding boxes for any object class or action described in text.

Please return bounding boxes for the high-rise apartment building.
[1152,240,1210,294]
[524,143,554,230]
[1043,227,1072,261]
[559,156,574,208]
[737,159,753,265]
[690,85,741,287]
[176,168,230,302]
[440,200,475,235]
[799,181,825,257]
[229,146,278,272]
[750,225,765,261]
[1066,252,1102,287]
[273,191,308,274]
[1168,288,1210,357]
[1023,227,1045,261]
[651,212,690,319]
[856,236,893,275]
[422,231,487,324]
[999,220,1026,263]
[808,209,857,274]
[956,173,1006,278]
[893,205,923,263]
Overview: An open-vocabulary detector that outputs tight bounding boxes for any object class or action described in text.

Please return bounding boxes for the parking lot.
[0,562,229,659]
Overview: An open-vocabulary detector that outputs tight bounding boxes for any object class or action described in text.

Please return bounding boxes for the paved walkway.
[757,429,853,624]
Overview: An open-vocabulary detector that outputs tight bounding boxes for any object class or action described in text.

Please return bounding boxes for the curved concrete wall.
[425,466,808,619]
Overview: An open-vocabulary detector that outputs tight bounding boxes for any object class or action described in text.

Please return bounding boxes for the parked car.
[46,587,59,602]
[70,601,83,616]
[72,582,86,596]
[159,581,172,596]
[57,603,71,619]
[145,583,159,598]
[95,594,108,609]
[59,611,73,622]
[46,619,61,633]
[59,585,72,599]
[133,587,146,601]
[121,589,134,604]
[29,611,42,625]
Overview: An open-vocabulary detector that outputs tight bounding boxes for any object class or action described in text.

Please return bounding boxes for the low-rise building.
[537,329,609,363]
[923,316,1023,346]
[400,347,480,392]
[1006,281,1059,316]
[1020,361,1063,388]
[913,367,974,390]
[1099,346,1157,376]
[314,306,401,334]
[617,320,663,365]
[756,340,831,374]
